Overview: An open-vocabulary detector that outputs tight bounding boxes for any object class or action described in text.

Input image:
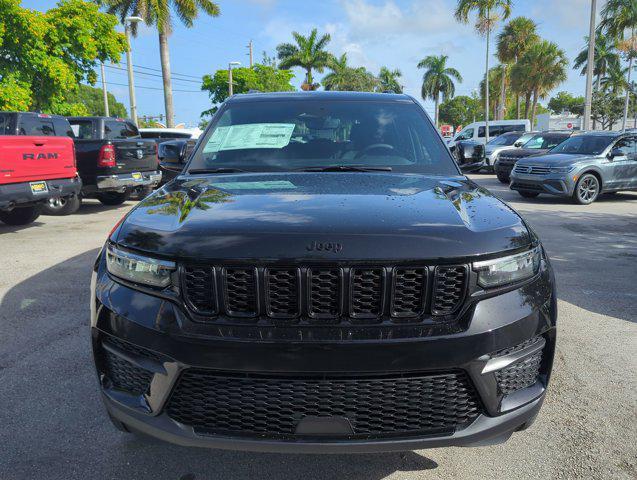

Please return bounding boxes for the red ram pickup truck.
[0,135,81,226]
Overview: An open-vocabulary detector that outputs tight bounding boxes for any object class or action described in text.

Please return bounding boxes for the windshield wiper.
[297,165,393,172]
[187,167,248,174]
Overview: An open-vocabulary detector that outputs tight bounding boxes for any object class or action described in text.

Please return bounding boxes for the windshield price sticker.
[203,123,295,153]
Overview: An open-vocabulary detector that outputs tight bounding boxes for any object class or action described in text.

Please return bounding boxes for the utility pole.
[583,0,596,131]
[124,16,143,126]
[247,40,254,68]
[228,61,241,97]
[484,6,490,145]
[100,62,110,117]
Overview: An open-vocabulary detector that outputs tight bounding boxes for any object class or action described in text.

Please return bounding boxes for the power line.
[104,64,201,84]
[131,63,204,80]
[100,79,205,93]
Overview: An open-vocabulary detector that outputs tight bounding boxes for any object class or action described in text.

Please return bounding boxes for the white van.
[447,119,531,150]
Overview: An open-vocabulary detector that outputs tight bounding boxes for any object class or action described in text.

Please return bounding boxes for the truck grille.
[182,264,468,323]
[166,370,481,439]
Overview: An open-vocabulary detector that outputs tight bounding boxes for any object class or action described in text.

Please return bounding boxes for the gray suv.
[510,131,637,204]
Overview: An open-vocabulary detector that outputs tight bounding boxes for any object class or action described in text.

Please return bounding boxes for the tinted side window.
[501,124,525,133]
[70,120,95,139]
[18,116,55,136]
[543,136,568,149]
[104,120,139,139]
[478,125,503,137]
[613,137,635,157]
[53,118,74,137]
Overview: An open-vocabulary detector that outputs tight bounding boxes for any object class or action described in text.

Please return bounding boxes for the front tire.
[96,191,130,206]
[41,195,81,216]
[496,172,510,184]
[572,173,600,205]
[0,205,42,225]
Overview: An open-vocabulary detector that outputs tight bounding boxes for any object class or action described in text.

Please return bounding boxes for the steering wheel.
[354,143,395,159]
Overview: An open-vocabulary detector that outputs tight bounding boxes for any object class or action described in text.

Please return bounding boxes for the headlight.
[106,244,175,287]
[549,166,575,173]
[474,247,541,288]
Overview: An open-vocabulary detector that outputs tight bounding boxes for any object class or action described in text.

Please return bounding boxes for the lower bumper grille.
[102,349,152,395]
[511,181,543,192]
[166,370,481,439]
[494,337,544,395]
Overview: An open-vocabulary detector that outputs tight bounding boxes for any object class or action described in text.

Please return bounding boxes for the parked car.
[483,131,536,169]
[510,131,637,204]
[66,117,161,210]
[139,127,202,143]
[452,139,485,172]
[92,91,556,452]
[447,119,531,151]
[157,138,197,186]
[0,135,81,225]
[494,131,574,183]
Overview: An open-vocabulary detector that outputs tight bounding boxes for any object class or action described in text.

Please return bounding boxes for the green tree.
[100,0,221,128]
[548,91,585,116]
[480,65,509,119]
[455,0,512,139]
[276,29,332,90]
[70,84,127,117]
[600,64,629,95]
[0,0,127,114]
[574,32,620,92]
[496,17,539,118]
[599,0,637,129]
[510,40,568,125]
[322,54,378,92]
[439,95,483,130]
[418,55,463,127]
[378,67,403,93]
[201,64,295,116]
[591,90,625,130]
[322,54,351,91]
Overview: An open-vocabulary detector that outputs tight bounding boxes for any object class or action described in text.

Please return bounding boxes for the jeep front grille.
[182,264,468,323]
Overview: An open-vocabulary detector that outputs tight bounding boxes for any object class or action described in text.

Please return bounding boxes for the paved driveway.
[0,177,635,480]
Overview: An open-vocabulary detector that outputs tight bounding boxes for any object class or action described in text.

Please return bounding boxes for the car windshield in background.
[523,134,568,150]
[550,135,615,155]
[487,132,522,146]
[188,100,458,175]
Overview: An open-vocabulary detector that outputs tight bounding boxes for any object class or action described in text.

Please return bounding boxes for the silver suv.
[510,131,637,204]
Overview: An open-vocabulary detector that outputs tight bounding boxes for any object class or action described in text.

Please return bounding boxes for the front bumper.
[0,176,82,210]
[90,251,557,453]
[95,171,162,191]
[510,171,575,197]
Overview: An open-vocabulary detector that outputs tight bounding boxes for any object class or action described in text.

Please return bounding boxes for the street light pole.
[124,16,143,126]
[228,61,241,97]
[583,0,596,131]
[100,62,110,117]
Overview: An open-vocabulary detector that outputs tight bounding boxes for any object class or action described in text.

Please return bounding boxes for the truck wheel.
[0,205,42,225]
[96,191,130,206]
[518,190,540,199]
[496,172,510,184]
[572,173,599,205]
[41,195,81,216]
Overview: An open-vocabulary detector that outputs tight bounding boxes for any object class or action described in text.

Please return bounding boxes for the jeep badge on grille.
[306,241,343,253]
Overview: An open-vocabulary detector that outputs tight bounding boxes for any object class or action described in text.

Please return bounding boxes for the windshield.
[523,134,568,150]
[188,100,458,175]
[550,135,615,155]
[487,132,522,146]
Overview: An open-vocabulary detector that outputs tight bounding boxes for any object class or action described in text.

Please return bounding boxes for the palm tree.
[601,64,629,94]
[378,67,403,93]
[511,40,568,125]
[101,0,220,128]
[574,32,621,92]
[322,53,349,91]
[455,0,512,142]
[496,17,539,119]
[276,29,332,90]
[599,0,637,130]
[418,55,463,127]
[480,65,507,118]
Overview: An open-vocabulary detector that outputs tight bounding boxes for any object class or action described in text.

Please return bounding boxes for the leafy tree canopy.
[0,0,127,114]
[200,64,295,116]
[438,95,483,130]
[69,84,127,117]
[548,91,585,116]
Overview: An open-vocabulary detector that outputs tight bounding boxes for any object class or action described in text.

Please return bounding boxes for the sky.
[23,0,599,126]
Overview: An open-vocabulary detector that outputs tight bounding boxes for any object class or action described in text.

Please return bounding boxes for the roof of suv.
[226,91,413,103]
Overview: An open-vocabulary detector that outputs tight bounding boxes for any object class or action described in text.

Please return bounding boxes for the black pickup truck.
[66,117,161,209]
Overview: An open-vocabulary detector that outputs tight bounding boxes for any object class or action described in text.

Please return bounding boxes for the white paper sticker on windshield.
[203,123,295,153]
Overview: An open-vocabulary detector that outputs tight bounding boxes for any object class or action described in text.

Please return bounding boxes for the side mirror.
[514,141,523,147]
[608,148,625,160]
[159,142,186,163]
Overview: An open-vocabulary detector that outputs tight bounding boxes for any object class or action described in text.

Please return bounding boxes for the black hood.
[115,173,532,261]
[500,148,550,159]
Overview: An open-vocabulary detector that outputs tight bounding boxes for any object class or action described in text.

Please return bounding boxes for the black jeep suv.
[91,92,556,453]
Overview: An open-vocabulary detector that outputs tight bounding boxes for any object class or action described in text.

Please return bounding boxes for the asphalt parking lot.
[0,175,635,480]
